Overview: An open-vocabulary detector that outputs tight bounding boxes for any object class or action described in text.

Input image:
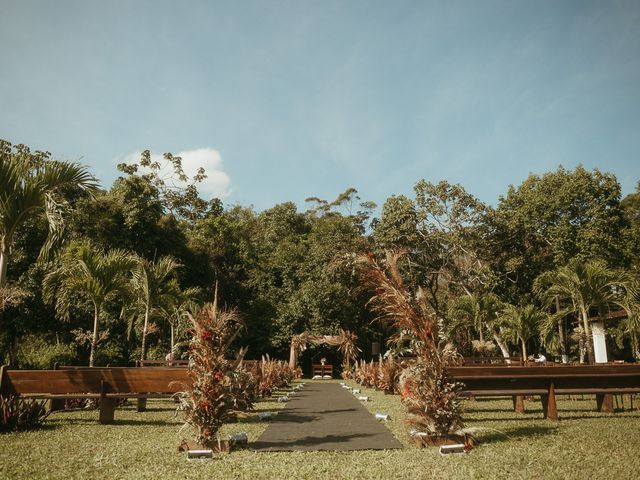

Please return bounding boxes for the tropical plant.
[498,304,546,361]
[173,291,244,448]
[447,293,501,355]
[618,278,640,360]
[534,259,625,363]
[160,286,202,358]
[43,241,135,366]
[354,250,464,438]
[0,140,97,290]
[0,394,48,432]
[128,255,182,361]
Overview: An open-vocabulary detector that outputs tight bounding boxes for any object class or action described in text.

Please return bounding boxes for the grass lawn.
[1,380,639,480]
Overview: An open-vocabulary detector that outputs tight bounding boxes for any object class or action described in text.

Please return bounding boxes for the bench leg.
[541,382,559,421]
[596,394,614,413]
[512,395,525,414]
[48,398,66,413]
[99,398,116,423]
[137,397,147,412]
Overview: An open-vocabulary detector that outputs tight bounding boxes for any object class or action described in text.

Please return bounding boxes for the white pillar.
[591,321,608,364]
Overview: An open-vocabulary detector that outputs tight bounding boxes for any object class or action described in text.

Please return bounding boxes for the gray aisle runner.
[252,382,403,451]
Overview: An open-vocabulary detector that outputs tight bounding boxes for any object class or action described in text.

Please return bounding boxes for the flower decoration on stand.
[173,287,245,449]
[354,250,467,444]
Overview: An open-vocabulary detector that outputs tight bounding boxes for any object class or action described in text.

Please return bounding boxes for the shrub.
[16,335,77,369]
[0,395,48,432]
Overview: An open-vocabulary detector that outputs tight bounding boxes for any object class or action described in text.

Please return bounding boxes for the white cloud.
[121,148,231,199]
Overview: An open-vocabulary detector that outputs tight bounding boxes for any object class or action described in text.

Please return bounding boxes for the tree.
[43,242,135,366]
[373,180,495,327]
[617,277,640,360]
[447,293,502,355]
[0,140,97,290]
[159,285,201,357]
[129,255,182,361]
[491,165,628,303]
[534,259,625,363]
[499,304,545,361]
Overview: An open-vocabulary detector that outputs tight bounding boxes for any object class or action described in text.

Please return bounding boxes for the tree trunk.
[493,332,510,359]
[170,323,175,358]
[581,308,595,364]
[555,296,568,363]
[89,303,100,367]
[521,339,527,364]
[0,240,10,289]
[633,332,640,361]
[140,304,150,362]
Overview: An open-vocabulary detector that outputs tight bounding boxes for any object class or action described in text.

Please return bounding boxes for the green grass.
[1,380,639,479]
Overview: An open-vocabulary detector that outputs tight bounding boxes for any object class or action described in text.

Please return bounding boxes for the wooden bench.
[0,365,189,423]
[312,364,333,378]
[448,364,640,421]
[461,356,523,366]
[136,359,189,367]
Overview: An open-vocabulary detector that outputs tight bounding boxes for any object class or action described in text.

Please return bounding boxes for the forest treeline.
[1,139,640,368]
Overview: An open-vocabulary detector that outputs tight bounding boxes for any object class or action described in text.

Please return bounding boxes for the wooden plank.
[3,368,190,395]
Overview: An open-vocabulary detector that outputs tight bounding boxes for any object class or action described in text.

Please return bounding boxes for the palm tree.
[618,278,640,360]
[447,293,502,355]
[159,285,201,358]
[128,255,182,361]
[534,259,624,363]
[43,242,135,366]
[499,304,546,361]
[0,141,98,290]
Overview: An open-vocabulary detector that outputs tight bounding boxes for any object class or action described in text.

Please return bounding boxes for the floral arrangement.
[354,359,379,389]
[354,251,465,440]
[377,355,401,394]
[173,292,245,448]
[245,356,294,398]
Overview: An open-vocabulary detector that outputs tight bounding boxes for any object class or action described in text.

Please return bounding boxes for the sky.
[1,0,639,211]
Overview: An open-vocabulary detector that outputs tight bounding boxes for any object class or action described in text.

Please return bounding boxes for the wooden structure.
[289,330,360,372]
[448,364,640,421]
[460,356,523,366]
[136,359,189,367]
[312,364,334,377]
[0,365,189,423]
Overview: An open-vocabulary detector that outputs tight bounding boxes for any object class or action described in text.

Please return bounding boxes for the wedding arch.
[288,329,360,370]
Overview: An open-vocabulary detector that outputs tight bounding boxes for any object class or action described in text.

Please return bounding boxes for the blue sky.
[1,0,639,211]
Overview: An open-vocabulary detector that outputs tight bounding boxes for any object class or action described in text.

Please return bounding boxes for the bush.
[16,335,77,369]
[0,395,48,432]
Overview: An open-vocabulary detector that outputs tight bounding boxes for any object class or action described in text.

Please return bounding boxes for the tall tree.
[0,140,97,289]
[43,242,135,366]
[499,304,546,361]
[534,259,625,363]
[447,293,502,354]
[491,165,628,302]
[129,255,182,361]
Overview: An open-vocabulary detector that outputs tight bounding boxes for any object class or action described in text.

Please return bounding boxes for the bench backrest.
[1,367,190,395]
[448,364,640,392]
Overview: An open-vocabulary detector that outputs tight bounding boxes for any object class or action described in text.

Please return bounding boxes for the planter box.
[178,439,231,454]
[412,433,477,449]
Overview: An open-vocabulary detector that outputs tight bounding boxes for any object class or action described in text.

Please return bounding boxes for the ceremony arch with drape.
[288,330,360,370]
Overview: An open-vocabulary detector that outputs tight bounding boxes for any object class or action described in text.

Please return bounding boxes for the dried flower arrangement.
[173,291,246,449]
[355,251,467,445]
[377,355,401,394]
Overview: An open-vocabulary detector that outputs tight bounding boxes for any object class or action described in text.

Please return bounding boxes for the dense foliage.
[2,138,640,371]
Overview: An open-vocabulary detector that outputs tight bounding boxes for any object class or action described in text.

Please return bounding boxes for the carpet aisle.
[252,381,402,452]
